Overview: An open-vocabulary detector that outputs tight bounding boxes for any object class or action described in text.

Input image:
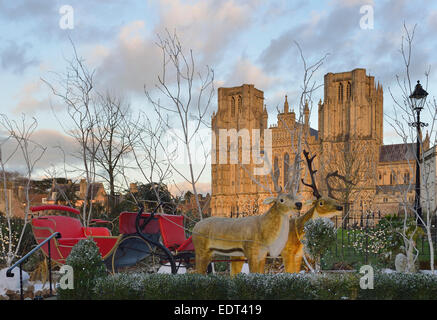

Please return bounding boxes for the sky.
[1,0,437,195]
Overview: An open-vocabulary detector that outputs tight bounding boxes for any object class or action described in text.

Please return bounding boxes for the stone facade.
[211,68,423,218]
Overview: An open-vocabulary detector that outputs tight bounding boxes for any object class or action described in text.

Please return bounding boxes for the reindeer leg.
[282,250,295,273]
[294,246,304,273]
[195,250,212,274]
[248,250,267,274]
[247,252,259,274]
[230,256,245,276]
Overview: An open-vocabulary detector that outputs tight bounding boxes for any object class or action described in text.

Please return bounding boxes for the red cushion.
[82,227,111,237]
[158,214,186,249]
[32,216,83,238]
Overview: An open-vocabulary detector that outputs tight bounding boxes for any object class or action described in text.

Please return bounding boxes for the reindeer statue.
[192,168,302,274]
[230,150,350,275]
[280,150,351,273]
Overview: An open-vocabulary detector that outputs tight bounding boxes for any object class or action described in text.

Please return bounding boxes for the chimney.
[18,186,24,201]
[130,182,138,194]
[80,179,87,198]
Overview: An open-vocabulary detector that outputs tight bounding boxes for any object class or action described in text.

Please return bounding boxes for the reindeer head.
[301,150,344,218]
[263,192,303,216]
[263,161,302,216]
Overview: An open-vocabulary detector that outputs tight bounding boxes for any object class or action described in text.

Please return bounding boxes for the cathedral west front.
[210,68,427,219]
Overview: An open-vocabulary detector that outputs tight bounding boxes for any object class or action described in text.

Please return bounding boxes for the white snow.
[157,265,187,274]
[381,268,395,274]
[0,267,30,294]
[420,270,437,275]
[241,263,249,274]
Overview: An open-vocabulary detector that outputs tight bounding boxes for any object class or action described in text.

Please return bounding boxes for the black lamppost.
[409,80,428,224]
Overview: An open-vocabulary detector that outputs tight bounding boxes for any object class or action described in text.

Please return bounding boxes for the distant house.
[45,179,108,213]
[178,192,211,216]
[0,184,45,218]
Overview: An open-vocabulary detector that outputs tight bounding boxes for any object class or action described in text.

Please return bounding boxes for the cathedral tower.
[318,68,383,144]
[211,84,267,217]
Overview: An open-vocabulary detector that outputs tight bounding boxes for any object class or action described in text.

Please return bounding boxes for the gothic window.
[274,156,280,186]
[404,172,410,184]
[347,82,351,100]
[338,83,344,103]
[238,96,242,113]
[283,153,289,188]
[231,97,236,116]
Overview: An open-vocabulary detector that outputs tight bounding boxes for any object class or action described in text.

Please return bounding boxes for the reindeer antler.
[301,150,321,199]
[271,157,282,193]
[325,170,354,200]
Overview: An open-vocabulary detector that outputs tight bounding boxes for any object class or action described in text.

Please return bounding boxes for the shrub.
[0,215,35,267]
[303,218,336,271]
[347,215,424,267]
[58,239,107,300]
[357,272,437,300]
[90,272,437,300]
[94,273,229,300]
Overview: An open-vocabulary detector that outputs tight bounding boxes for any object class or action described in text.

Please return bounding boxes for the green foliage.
[58,239,107,300]
[88,272,437,300]
[0,215,34,267]
[358,272,437,300]
[303,218,337,270]
[378,214,424,243]
[346,215,424,266]
[94,273,229,300]
[135,183,175,213]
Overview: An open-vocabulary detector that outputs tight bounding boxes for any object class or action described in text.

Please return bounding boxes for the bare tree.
[281,42,329,197]
[92,92,134,214]
[123,111,174,212]
[42,42,101,227]
[386,23,437,272]
[320,140,373,224]
[145,30,214,219]
[0,115,46,266]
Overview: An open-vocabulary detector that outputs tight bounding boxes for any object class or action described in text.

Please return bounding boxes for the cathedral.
[210,68,428,219]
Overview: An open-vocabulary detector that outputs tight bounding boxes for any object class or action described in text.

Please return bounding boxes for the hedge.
[65,272,437,300]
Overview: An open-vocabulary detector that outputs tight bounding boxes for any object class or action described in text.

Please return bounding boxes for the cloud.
[0,128,79,175]
[0,1,126,43]
[94,0,260,95]
[224,57,279,90]
[94,21,163,94]
[12,81,58,114]
[155,0,256,65]
[0,41,39,74]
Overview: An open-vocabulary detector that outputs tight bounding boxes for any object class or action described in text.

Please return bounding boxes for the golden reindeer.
[192,165,302,274]
[230,150,350,275]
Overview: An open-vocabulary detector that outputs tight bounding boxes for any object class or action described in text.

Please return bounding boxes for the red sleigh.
[30,204,195,273]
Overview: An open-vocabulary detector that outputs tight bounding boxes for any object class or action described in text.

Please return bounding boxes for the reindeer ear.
[263,197,276,205]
